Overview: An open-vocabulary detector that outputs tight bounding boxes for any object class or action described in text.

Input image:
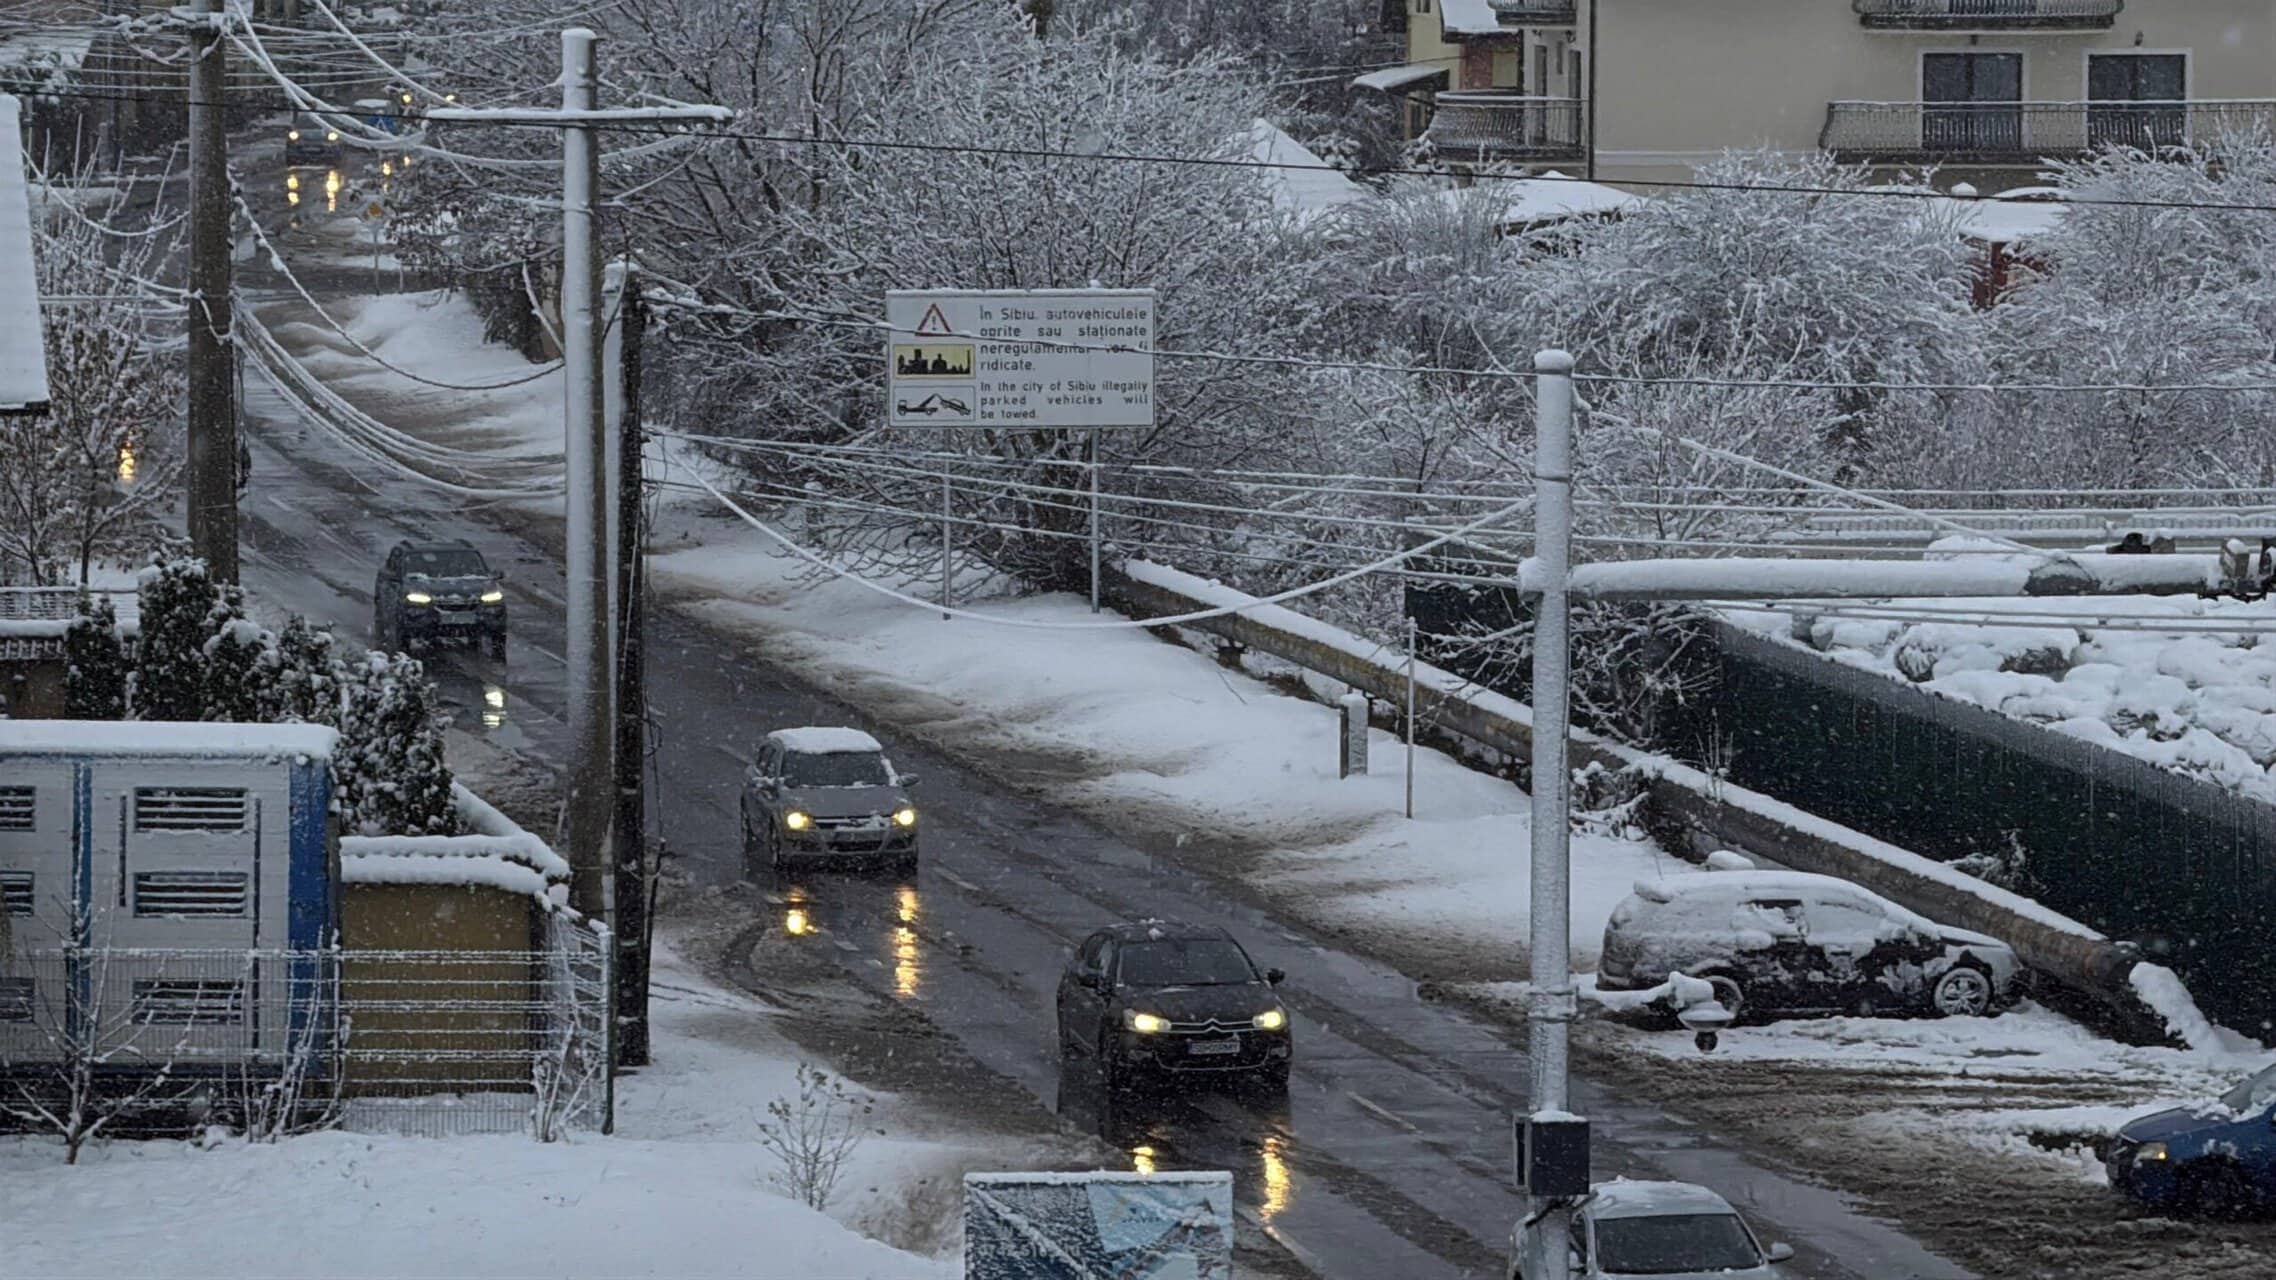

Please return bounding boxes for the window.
[781,751,890,788]
[1923,52,2022,153]
[0,785,32,830]
[133,788,249,832]
[1805,898,1895,946]
[2088,53,2186,150]
[1416,0,1430,13]
[1077,933,1109,973]
[403,548,488,578]
[1117,939,1258,987]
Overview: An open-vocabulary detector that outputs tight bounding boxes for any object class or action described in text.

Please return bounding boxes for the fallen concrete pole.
[1108,560,2166,1042]
[1518,551,2229,602]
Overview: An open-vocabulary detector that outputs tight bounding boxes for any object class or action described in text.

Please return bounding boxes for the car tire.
[2184,1160,2263,1220]
[1098,1031,1125,1094]
[738,809,760,881]
[766,819,785,875]
[1930,964,1995,1019]
[486,630,507,661]
[1256,1060,1290,1093]
[1702,972,1749,1025]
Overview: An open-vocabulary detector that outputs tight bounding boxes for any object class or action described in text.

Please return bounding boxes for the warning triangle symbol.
[915,303,954,337]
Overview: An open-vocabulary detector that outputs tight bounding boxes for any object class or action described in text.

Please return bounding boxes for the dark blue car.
[2106,1062,2276,1217]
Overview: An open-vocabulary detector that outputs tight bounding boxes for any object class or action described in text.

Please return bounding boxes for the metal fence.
[1824,99,2276,162]
[0,921,611,1138]
[1425,94,1587,161]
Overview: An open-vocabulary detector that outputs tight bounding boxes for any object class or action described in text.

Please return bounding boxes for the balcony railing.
[1425,93,1587,161]
[1853,0,2122,29]
[1487,0,1579,24]
[1822,100,2276,163]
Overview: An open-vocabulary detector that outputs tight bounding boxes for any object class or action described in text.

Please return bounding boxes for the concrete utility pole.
[185,0,238,583]
[427,43,727,926]
[1524,349,1578,1280]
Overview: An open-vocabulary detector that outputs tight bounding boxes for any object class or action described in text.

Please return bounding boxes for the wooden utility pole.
[613,268,650,1067]
[186,0,238,582]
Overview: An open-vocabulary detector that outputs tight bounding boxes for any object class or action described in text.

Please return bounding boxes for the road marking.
[1236,1207,1330,1279]
[516,581,568,609]
[711,744,752,769]
[1347,1091,1422,1136]
[523,642,568,667]
[934,866,982,894]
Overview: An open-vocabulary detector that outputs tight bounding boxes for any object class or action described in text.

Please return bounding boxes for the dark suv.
[1056,922,1290,1092]
[373,540,507,657]
[285,111,343,167]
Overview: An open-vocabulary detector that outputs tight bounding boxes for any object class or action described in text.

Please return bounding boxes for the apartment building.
[1368,1,2276,189]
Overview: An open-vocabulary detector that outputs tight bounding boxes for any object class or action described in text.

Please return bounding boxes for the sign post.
[885,289,1156,615]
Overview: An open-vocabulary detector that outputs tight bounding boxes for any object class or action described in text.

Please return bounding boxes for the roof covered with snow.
[1353,62,1449,93]
[1440,0,1513,37]
[1500,171,1644,228]
[1588,1180,1740,1220]
[1247,119,1367,223]
[0,720,338,760]
[767,726,884,755]
[0,95,51,415]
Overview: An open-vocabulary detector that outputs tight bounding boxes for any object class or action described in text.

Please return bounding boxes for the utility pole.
[1523,349,1578,1280]
[185,0,238,583]
[614,265,650,1067]
[426,43,726,930]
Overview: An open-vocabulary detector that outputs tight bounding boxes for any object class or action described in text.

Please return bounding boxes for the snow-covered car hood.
[779,784,908,820]
[404,573,497,598]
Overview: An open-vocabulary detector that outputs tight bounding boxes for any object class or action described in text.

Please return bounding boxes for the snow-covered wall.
[341,782,571,909]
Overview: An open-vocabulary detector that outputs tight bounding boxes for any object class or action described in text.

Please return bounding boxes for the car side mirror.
[899,772,921,787]
[1265,967,1285,986]
[1085,971,1108,992]
[1767,1242,1794,1263]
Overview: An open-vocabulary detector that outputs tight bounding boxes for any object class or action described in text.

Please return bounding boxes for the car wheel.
[2185,1160,2263,1220]
[1097,1031,1125,1093]
[1255,1060,1290,1093]
[1702,973,1749,1025]
[739,809,760,881]
[486,630,507,661]
[766,819,785,874]
[1930,964,1994,1019]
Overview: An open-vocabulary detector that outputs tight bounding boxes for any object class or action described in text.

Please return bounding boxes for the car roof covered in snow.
[1630,869,1884,907]
[1587,1179,1741,1221]
[1096,920,1236,944]
[767,726,884,755]
[0,720,338,760]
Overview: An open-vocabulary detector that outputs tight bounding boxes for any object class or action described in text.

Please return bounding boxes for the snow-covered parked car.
[2106,1060,2276,1218]
[1597,871,2021,1023]
[1508,1180,1793,1280]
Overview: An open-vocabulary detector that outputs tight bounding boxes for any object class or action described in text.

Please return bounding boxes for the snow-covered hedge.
[340,783,570,909]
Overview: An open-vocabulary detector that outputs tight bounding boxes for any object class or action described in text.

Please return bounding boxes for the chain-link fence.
[0,920,612,1139]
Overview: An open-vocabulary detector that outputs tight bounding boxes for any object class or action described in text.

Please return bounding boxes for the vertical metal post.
[1406,614,1418,820]
[1524,349,1578,1280]
[561,27,613,920]
[941,467,953,620]
[186,0,238,583]
[1089,430,1103,613]
[612,267,649,1068]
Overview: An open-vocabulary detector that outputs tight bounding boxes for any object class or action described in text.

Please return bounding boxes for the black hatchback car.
[1056,922,1290,1092]
[373,540,507,657]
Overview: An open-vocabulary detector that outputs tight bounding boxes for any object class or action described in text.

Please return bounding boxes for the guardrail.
[1106,559,2170,1042]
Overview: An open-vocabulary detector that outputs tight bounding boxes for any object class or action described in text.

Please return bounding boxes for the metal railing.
[1823,99,2276,161]
[1487,0,1579,23]
[1425,93,1587,160]
[1853,0,2122,29]
[0,925,610,1137]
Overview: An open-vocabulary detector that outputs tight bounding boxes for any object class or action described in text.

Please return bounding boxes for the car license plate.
[438,610,473,626]
[1188,1038,1239,1056]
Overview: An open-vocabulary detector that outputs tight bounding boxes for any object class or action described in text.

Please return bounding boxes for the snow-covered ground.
[0,934,965,1279]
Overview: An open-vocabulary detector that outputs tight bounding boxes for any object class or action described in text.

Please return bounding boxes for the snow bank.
[2128,963,2261,1056]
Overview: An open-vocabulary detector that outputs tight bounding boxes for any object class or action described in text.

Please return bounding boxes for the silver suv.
[739,727,919,875]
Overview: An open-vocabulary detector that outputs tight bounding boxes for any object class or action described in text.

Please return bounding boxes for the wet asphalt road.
[227,167,1974,1280]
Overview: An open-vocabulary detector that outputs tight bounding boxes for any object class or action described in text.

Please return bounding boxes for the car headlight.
[1123,1010,1167,1034]
[783,811,811,832]
[2136,1142,2170,1162]
[287,130,301,141]
[404,591,432,605]
[480,590,504,604]
[892,806,917,828]
[1253,1008,1287,1031]
[326,131,340,142]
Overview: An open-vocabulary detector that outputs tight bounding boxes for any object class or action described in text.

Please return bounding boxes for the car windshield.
[404,549,488,578]
[2220,1063,2276,1115]
[1593,1213,1762,1275]
[782,751,890,788]
[1117,939,1256,987]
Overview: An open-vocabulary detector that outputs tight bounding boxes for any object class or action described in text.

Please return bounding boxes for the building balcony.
[1853,0,2122,30]
[1822,99,2276,164]
[1424,93,1587,162]
[1487,0,1579,25]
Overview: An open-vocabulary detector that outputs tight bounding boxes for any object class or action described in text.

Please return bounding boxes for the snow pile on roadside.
[1727,590,2276,801]
[2130,962,2264,1056]
[0,939,958,1279]
[650,525,1695,970]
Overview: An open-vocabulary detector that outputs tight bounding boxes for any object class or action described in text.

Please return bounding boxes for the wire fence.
[0,921,611,1139]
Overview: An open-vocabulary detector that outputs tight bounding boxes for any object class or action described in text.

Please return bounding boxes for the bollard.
[1338,692,1370,778]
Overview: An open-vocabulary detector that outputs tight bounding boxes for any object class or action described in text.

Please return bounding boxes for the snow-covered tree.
[0,164,185,585]
[200,585,271,724]
[62,592,128,720]
[258,616,347,728]
[336,652,458,838]
[131,556,216,722]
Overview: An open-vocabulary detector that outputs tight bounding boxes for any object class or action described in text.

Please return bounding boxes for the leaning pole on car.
[1525,350,1579,1280]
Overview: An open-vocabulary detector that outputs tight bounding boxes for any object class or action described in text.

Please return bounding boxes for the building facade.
[1374,1,2276,189]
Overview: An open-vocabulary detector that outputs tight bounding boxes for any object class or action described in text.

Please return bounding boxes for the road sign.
[884,289,1155,429]
[366,202,384,219]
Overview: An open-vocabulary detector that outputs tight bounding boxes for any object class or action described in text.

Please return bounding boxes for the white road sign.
[884,289,1155,429]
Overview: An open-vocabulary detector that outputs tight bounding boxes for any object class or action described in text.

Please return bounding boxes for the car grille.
[1137,1019,1276,1071]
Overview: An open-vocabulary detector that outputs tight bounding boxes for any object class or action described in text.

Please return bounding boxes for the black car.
[1056,922,1290,1092]
[284,111,343,167]
[373,540,507,657]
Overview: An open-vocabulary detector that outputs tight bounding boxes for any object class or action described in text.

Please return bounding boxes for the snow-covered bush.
[258,616,348,727]
[200,585,271,724]
[63,592,128,720]
[336,652,458,838]
[756,1062,874,1211]
[131,556,218,722]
